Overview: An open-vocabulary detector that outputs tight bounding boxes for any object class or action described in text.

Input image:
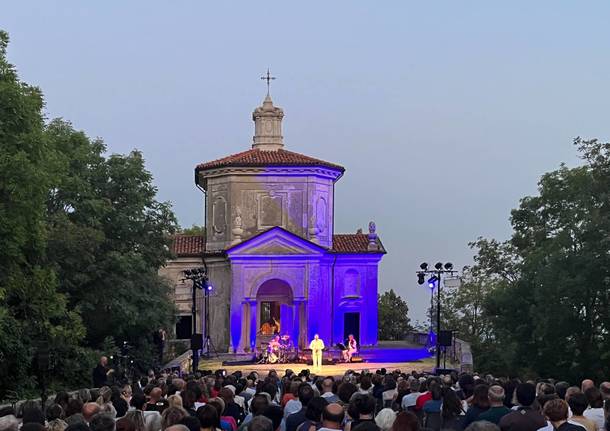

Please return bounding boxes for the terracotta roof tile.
[196,148,344,171]
[331,234,386,254]
[171,235,205,256]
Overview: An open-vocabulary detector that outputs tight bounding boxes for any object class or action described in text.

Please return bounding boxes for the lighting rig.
[416,261,456,370]
[182,267,216,372]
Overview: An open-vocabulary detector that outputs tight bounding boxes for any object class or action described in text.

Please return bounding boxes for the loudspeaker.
[439,330,453,347]
[190,333,203,350]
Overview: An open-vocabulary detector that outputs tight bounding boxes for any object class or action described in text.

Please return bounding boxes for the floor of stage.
[195,341,438,377]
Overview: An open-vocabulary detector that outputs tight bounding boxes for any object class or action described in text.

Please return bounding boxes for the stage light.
[417,272,425,285]
[420,262,429,270]
[444,262,453,270]
[434,262,443,270]
[427,275,438,289]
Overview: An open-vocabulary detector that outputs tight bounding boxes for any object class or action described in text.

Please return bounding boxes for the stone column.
[293,298,306,349]
[248,299,257,352]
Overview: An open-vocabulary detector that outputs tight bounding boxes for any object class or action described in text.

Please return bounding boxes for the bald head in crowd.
[149,387,163,403]
[488,385,505,405]
[321,403,345,430]
[83,403,101,422]
[581,379,595,392]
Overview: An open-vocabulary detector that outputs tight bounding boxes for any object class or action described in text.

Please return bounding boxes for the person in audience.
[83,403,102,424]
[320,379,339,404]
[389,412,419,431]
[179,416,201,431]
[464,422,499,431]
[401,380,421,411]
[498,383,546,431]
[297,397,328,431]
[197,405,221,431]
[90,413,117,431]
[543,399,583,431]
[463,384,490,428]
[318,404,344,431]
[346,394,378,431]
[374,409,395,431]
[567,392,596,431]
[582,380,596,393]
[600,382,610,401]
[97,386,118,418]
[161,407,187,430]
[286,385,314,431]
[261,405,282,431]
[583,387,605,431]
[248,416,273,431]
[116,416,137,431]
[477,386,510,425]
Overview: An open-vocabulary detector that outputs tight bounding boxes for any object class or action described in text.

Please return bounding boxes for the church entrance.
[255,279,296,346]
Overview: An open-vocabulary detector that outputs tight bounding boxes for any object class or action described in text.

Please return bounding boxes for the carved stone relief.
[212,195,227,236]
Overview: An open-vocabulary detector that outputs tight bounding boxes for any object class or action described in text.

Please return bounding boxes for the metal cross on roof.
[261,68,276,95]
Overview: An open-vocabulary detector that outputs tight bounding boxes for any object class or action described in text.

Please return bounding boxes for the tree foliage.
[378,289,412,340]
[445,139,610,381]
[0,31,178,399]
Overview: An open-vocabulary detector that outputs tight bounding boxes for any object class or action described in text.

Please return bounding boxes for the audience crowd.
[1,359,609,431]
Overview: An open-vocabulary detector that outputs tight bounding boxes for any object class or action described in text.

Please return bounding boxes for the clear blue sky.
[4,1,610,323]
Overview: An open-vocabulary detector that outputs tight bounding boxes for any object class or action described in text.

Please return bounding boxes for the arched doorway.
[256,278,293,336]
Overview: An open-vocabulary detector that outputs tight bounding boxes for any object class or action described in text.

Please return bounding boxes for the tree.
[0,31,87,398]
[44,119,178,354]
[378,289,412,340]
[179,224,206,236]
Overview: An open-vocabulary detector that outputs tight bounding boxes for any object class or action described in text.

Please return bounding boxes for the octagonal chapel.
[161,94,386,353]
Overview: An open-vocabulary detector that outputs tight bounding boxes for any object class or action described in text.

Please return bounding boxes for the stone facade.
[160,94,385,353]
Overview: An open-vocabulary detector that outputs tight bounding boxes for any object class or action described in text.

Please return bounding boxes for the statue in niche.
[231,207,244,245]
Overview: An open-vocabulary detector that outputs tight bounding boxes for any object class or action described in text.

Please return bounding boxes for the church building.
[161,93,386,354]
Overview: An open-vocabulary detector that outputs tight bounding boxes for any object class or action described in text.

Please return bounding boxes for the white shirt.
[402,391,421,409]
[583,407,605,431]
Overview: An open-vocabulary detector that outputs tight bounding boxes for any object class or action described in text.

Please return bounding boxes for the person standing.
[309,335,325,370]
[93,356,110,388]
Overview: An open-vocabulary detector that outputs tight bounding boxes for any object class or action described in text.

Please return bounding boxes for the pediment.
[227,227,326,257]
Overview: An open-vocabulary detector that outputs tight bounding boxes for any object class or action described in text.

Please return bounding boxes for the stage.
[191,341,439,377]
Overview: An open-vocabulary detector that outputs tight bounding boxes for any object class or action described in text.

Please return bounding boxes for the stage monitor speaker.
[439,330,453,347]
[350,357,364,363]
[190,333,203,350]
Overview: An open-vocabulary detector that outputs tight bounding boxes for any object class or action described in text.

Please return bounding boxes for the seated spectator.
[97,387,118,419]
[197,405,221,431]
[220,387,243,425]
[477,386,510,425]
[297,397,328,431]
[498,383,546,431]
[464,422,499,431]
[463,384,490,428]
[320,379,339,404]
[179,416,201,431]
[318,403,344,431]
[583,387,605,431]
[90,413,117,431]
[401,380,421,411]
[0,414,19,431]
[346,394,379,431]
[248,416,273,431]
[261,405,282,431]
[65,399,85,426]
[83,403,102,424]
[117,417,137,431]
[567,392,596,431]
[374,409,396,431]
[161,407,187,430]
[127,393,161,431]
[286,385,314,431]
[543,399,583,431]
[389,412,419,431]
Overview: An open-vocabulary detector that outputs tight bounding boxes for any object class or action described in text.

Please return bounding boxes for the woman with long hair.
[463,384,490,429]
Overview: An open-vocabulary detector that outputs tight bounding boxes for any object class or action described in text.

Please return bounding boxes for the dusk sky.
[4,1,610,323]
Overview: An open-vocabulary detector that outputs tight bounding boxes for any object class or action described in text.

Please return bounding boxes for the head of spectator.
[305,397,328,424]
[65,399,84,419]
[248,416,273,431]
[463,422,499,431]
[82,403,101,423]
[600,382,610,401]
[22,403,45,426]
[251,394,271,417]
[567,392,589,418]
[487,385,505,407]
[262,405,282,431]
[320,403,344,430]
[179,415,201,431]
[515,383,537,407]
[47,404,64,421]
[581,379,595,393]
[442,387,463,420]
[77,389,92,404]
[129,394,146,411]
[90,413,116,431]
[390,412,419,431]
[149,387,163,404]
[375,408,397,431]
[458,374,476,399]
[322,378,334,395]
[585,387,604,409]
[348,393,376,420]
[554,381,570,400]
[543,399,569,428]
[167,394,183,409]
[196,405,219,431]
[161,407,187,430]
[472,384,490,409]
[96,387,112,406]
[298,383,315,407]
[20,424,46,431]
[0,414,19,431]
[115,417,136,431]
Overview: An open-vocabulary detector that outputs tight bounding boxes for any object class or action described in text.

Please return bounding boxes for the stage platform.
[192,341,438,377]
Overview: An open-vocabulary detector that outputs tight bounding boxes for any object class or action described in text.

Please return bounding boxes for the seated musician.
[342,334,358,362]
[268,334,281,352]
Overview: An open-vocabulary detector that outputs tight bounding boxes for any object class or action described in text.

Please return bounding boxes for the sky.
[3,1,610,324]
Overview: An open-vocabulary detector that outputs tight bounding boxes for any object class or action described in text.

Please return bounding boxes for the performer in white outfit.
[309,334,325,369]
[342,334,358,362]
